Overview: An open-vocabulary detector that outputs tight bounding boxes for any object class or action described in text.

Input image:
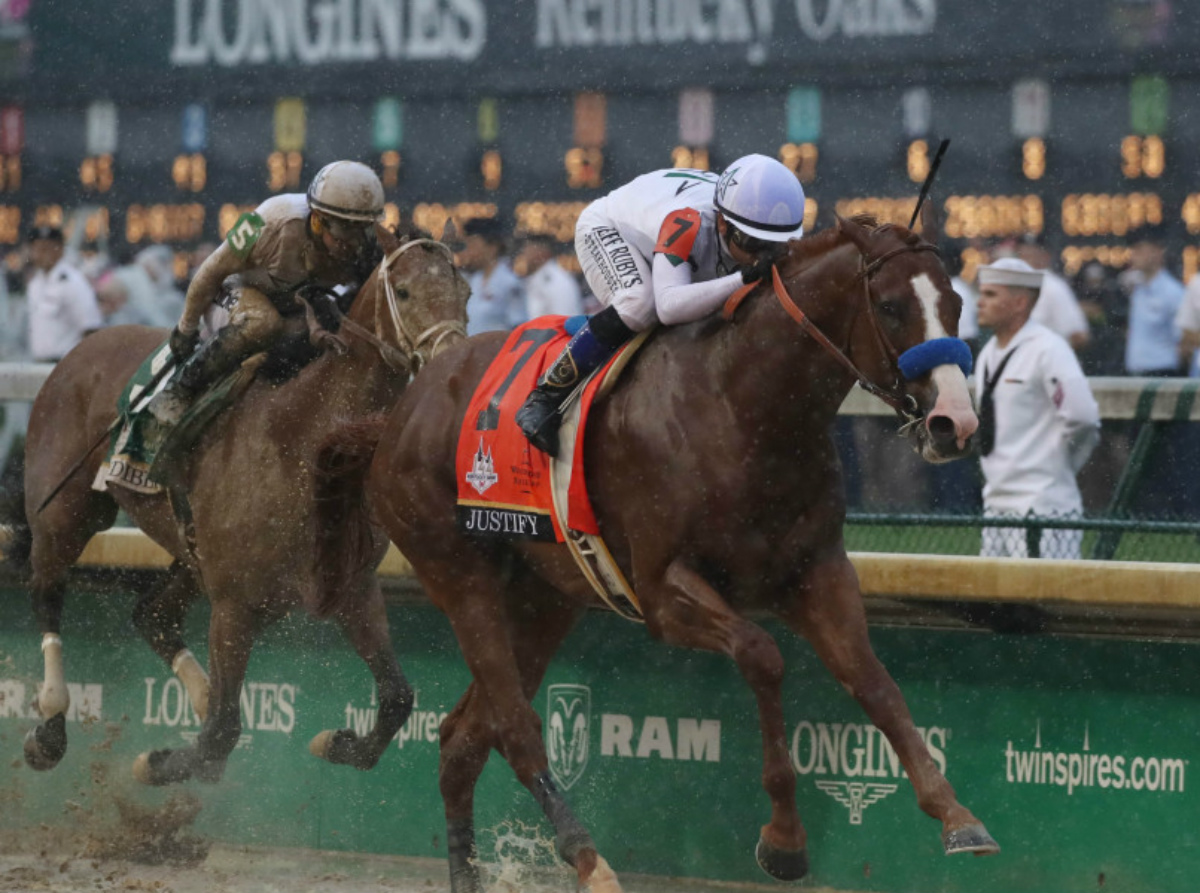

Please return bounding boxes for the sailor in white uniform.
[975,258,1100,559]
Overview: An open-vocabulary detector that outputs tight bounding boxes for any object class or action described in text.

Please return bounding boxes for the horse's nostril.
[926,414,956,444]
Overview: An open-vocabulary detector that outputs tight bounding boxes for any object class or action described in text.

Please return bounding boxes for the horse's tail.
[312,414,388,619]
[0,448,31,578]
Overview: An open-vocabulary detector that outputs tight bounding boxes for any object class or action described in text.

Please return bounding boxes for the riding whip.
[36,352,179,514]
[908,138,950,229]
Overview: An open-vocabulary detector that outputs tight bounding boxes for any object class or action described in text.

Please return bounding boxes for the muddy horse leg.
[433,567,617,893]
[644,559,807,880]
[24,489,117,771]
[131,560,209,720]
[784,555,998,855]
[310,577,413,770]
[133,599,264,785]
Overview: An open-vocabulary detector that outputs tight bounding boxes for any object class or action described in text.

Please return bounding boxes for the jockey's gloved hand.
[740,246,787,285]
[168,326,200,361]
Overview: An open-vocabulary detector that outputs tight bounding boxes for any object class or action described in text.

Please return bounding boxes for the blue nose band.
[897,337,973,380]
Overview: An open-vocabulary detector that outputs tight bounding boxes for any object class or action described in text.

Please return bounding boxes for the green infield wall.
[0,582,1196,892]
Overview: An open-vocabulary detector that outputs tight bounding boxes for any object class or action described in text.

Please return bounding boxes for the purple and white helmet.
[714,154,806,243]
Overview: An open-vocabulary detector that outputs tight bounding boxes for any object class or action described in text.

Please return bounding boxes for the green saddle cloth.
[95,342,256,495]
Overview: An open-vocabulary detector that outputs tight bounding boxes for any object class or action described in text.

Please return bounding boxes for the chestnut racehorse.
[20,225,469,785]
[314,216,996,892]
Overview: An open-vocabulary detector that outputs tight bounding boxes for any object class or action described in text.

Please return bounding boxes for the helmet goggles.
[313,211,373,244]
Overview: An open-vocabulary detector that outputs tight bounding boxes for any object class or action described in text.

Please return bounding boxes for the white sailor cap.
[977,257,1044,290]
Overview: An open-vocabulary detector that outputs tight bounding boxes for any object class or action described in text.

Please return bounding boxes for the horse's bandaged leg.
[171,648,210,721]
[37,633,69,719]
[532,771,594,865]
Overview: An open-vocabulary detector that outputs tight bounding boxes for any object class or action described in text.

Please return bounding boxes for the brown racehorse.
[313,216,995,892]
[20,225,470,786]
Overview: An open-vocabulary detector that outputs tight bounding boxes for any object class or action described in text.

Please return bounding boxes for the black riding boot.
[515,306,635,457]
[148,327,254,426]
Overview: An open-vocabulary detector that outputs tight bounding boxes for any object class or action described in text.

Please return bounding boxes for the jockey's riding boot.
[516,306,636,458]
[148,327,251,426]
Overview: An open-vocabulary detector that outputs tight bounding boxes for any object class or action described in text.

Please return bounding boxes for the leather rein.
[337,238,467,375]
[724,241,941,421]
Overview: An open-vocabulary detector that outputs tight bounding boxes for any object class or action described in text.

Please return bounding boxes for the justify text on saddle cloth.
[455,318,616,542]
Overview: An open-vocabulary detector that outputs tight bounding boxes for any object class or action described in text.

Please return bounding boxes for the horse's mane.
[392,219,434,242]
[786,214,925,272]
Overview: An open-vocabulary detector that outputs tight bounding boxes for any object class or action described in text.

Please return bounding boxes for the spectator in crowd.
[1175,266,1200,376]
[519,233,583,320]
[1123,223,1184,376]
[460,217,526,336]
[1014,232,1090,351]
[975,258,1100,559]
[1073,260,1128,376]
[0,262,25,361]
[135,245,186,320]
[25,224,102,363]
[94,246,183,329]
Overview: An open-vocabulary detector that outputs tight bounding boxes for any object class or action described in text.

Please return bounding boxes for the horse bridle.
[727,239,942,424]
[338,238,467,374]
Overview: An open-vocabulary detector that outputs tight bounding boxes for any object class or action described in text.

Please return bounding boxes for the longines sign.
[169,0,937,68]
[15,0,1192,100]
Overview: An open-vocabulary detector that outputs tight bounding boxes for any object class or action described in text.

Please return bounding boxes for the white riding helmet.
[714,154,806,243]
[307,161,385,222]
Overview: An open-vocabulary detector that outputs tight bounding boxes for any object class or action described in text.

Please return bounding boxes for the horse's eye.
[878,299,905,320]
[395,287,410,301]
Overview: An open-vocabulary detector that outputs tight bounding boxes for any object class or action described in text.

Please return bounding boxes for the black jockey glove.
[168,326,200,361]
[740,245,788,285]
[295,284,344,333]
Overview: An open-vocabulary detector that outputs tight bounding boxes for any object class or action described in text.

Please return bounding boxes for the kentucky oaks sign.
[168,0,939,69]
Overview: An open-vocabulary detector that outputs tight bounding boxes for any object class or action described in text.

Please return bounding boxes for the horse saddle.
[93,349,267,497]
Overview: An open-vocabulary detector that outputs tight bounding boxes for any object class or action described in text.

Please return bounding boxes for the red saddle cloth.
[455,318,614,542]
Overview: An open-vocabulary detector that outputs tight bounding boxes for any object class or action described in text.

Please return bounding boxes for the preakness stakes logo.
[791,719,949,825]
[547,683,590,790]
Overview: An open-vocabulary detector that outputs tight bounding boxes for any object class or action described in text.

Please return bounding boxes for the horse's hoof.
[755,837,809,881]
[584,855,623,892]
[133,748,221,786]
[309,728,378,770]
[23,715,68,772]
[309,730,335,760]
[943,822,1001,856]
[132,751,159,785]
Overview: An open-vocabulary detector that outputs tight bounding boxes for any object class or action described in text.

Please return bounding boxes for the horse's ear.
[917,199,940,244]
[441,217,459,245]
[836,215,873,254]
[375,222,401,255]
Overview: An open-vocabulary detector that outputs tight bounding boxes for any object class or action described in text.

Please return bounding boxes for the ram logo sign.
[547,683,590,790]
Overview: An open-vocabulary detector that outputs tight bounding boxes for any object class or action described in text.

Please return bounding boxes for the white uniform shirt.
[525,258,583,320]
[27,258,102,362]
[1175,273,1200,377]
[466,259,527,336]
[951,275,978,340]
[597,168,725,280]
[978,320,1100,516]
[1031,270,1089,342]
